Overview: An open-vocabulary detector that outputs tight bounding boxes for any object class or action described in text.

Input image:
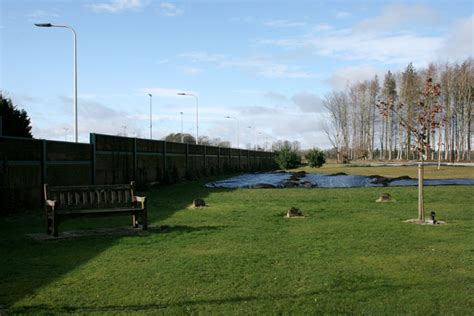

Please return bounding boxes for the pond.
[205,172,474,189]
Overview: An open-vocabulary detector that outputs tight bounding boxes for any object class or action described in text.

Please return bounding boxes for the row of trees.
[163,133,231,148]
[323,58,473,162]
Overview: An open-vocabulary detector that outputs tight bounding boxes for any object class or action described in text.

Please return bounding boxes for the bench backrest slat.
[45,183,135,211]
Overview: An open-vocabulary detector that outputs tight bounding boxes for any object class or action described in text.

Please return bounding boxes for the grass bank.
[1,171,473,314]
[295,164,474,179]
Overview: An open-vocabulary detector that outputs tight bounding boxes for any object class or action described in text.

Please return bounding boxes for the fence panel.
[1,134,276,212]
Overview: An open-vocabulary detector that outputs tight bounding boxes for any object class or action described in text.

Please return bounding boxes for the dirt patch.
[375,193,395,202]
[254,183,277,188]
[404,219,446,225]
[193,198,206,208]
[328,172,348,176]
[285,207,306,218]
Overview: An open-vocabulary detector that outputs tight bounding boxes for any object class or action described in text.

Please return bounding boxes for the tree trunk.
[418,161,425,222]
[437,130,442,170]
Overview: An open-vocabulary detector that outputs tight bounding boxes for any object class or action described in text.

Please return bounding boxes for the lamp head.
[148,93,152,97]
[177,92,186,96]
[34,23,52,27]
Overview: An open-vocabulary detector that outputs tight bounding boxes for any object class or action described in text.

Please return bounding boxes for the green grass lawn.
[1,167,473,314]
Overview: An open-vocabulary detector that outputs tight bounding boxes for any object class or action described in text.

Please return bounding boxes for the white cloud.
[437,15,474,62]
[264,92,288,103]
[26,9,60,20]
[355,4,439,31]
[159,2,183,17]
[328,65,384,91]
[259,22,443,66]
[58,96,139,140]
[291,92,324,113]
[263,19,306,28]
[221,56,315,79]
[256,4,455,66]
[316,32,442,65]
[87,0,147,13]
[180,51,315,79]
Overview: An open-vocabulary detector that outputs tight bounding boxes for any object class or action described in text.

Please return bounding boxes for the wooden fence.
[0,134,276,212]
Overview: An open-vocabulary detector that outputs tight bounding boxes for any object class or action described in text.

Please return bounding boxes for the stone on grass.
[376,193,395,203]
[404,218,446,225]
[283,181,299,188]
[289,171,307,181]
[253,183,276,189]
[286,207,303,218]
[300,181,313,188]
[193,198,206,208]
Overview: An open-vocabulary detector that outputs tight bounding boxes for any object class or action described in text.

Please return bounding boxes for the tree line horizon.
[322,58,472,163]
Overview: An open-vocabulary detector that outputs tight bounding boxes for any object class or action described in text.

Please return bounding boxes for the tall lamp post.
[225,116,239,148]
[177,92,198,144]
[148,93,153,139]
[35,23,78,142]
[180,111,184,143]
[248,125,256,150]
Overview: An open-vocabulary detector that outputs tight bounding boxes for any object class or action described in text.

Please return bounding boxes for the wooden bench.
[44,181,147,237]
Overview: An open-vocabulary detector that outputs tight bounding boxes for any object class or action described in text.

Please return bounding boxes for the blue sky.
[1,0,472,148]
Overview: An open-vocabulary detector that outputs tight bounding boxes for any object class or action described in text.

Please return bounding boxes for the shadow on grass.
[9,282,411,314]
[0,175,235,309]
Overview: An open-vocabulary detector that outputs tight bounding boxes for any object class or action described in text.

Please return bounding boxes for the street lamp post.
[35,23,78,142]
[177,92,198,144]
[180,111,184,143]
[225,116,239,149]
[148,93,153,139]
[248,125,256,150]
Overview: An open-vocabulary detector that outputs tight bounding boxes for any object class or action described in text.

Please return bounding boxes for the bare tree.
[323,92,350,163]
[377,77,444,222]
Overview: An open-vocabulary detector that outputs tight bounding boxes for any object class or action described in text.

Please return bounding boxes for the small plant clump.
[306,148,326,168]
[275,145,301,170]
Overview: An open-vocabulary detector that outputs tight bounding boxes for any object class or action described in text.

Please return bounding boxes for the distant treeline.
[323,58,472,162]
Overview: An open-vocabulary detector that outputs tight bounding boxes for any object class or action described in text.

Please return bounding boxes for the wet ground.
[205,171,474,189]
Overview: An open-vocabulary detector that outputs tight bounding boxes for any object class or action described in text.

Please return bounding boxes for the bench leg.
[132,214,138,228]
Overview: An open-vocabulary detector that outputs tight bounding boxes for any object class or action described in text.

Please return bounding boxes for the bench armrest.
[46,200,57,208]
[133,196,147,209]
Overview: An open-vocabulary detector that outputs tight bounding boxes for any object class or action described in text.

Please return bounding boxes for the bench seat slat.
[58,207,141,215]
[50,184,132,192]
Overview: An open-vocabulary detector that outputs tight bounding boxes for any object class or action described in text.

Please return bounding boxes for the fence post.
[185,143,189,174]
[247,150,250,170]
[163,141,167,176]
[90,133,96,184]
[238,149,241,170]
[40,139,48,205]
[203,145,207,173]
[217,147,220,175]
[133,137,137,181]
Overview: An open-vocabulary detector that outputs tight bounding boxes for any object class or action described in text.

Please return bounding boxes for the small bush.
[306,148,326,168]
[275,145,301,169]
